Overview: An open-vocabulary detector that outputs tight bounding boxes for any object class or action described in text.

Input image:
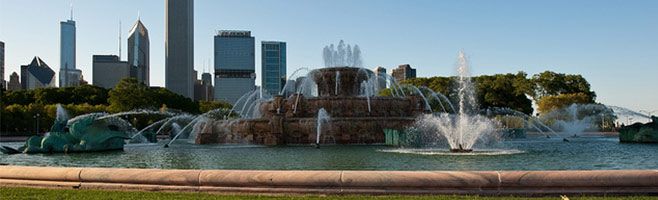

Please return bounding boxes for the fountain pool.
[1,135,656,170]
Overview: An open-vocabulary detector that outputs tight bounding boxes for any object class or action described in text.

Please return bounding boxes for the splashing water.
[316,108,331,148]
[323,40,362,67]
[413,51,500,152]
[55,104,70,122]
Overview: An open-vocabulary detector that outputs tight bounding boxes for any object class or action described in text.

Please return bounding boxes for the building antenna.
[118,19,122,60]
[69,2,74,20]
[137,10,140,20]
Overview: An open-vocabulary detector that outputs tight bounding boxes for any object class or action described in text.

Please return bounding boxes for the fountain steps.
[2,166,658,195]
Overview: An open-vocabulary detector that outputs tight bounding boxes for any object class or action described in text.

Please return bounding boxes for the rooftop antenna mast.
[118,19,122,60]
[69,2,74,20]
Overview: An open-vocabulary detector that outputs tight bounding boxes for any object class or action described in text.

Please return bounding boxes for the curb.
[1,166,657,195]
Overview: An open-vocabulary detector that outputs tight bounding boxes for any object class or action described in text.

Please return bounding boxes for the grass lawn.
[2,187,658,200]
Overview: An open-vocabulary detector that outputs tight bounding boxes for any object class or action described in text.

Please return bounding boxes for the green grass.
[1,187,657,200]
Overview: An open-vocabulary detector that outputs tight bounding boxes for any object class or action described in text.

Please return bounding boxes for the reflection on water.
[1,135,657,171]
[379,149,524,156]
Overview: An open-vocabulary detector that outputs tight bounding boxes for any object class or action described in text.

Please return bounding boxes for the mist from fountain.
[316,108,331,147]
[323,40,362,68]
[418,86,456,113]
[557,104,592,136]
[280,68,310,96]
[607,105,651,124]
[539,103,617,137]
[165,108,234,147]
[97,109,175,120]
[55,104,69,122]
[335,71,340,95]
[484,107,559,138]
[413,51,500,152]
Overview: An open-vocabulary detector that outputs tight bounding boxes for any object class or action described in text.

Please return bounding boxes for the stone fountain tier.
[194,117,416,145]
[194,66,428,145]
[312,67,371,97]
[195,93,426,145]
[258,95,428,119]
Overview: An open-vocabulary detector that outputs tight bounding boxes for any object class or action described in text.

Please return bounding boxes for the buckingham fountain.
[186,43,500,153]
[192,44,427,147]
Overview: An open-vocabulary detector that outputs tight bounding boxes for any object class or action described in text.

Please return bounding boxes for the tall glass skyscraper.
[128,19,150,86]
[214,30,255,104]
[1,41,5,88]
[59,15,80,87]
[165,0,194,98]
[261,41,286,95]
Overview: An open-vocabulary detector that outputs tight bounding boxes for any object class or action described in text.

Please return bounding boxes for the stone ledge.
[1,166,658,195]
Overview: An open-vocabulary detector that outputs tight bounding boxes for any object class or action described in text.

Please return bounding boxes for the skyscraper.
[0,41,4,88]
[165,0,194,98]
[194,72,214,101]
[374,66,387,90]
[128,19,150,85]
[92,55,130,89]
[21,57,56,89]
[261,41,286,95]
[59,12,81,87]
[214,30,255,104]
[392,64,417,82]
[7,72,21,91]
[201,72,212,86]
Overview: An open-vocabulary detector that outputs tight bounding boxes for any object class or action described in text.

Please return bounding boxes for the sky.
[0,0,657,112]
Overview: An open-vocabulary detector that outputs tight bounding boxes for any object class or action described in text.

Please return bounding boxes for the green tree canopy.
[108,78,153,112]
[2,85,108,106]
[474,72,534,114]
[531,71,596,102]
[399,72,535,114]
[199,100,232,113]
[108,78,199,113]
[536,93,593,113]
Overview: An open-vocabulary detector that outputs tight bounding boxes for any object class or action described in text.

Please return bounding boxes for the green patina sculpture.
[619,116,658,143]
[0,115,130,154]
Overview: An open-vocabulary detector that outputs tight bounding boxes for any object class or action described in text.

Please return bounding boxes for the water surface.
[1,135,656,171]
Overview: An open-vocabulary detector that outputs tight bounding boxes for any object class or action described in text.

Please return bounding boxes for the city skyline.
[0,0,657,111]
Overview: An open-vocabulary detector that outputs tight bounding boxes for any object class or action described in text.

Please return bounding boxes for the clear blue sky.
[1,0,657,112]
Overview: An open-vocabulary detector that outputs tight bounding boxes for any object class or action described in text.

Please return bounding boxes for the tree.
[401,72,535,114]
[474,72,534,114]
[537,93,593,113]
[150,87,199,114]
[2,90,36,105]
[1,85,108,106]
[532,71,596,102]
[199,100,232,113]
[108,78,153,112]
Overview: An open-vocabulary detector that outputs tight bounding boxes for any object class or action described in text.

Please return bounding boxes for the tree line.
[386,71,597,115]
[1,78,231,135]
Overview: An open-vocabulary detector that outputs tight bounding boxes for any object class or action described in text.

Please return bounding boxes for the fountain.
[316,108,330,148]
[0,105,135,154]
[0,104,189,154]
[538,103,617,137]
[192,41,427,146]
[404,52,500,153]
[193,66,427,145]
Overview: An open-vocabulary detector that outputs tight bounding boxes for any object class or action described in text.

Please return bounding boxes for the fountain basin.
[449,148,474,153]
[311,67,370,97]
